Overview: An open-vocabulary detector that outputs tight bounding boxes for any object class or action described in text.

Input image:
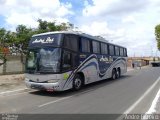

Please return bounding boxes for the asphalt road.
[0,67,160,116]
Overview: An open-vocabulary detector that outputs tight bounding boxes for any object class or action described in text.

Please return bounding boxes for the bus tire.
[116,68,121,79]
[73,74,83,91]
[112,69,117,80]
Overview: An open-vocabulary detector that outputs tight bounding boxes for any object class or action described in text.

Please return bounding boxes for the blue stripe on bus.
[62,55,127,89]
[62,54,97,88]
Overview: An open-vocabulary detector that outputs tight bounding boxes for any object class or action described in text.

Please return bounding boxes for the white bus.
[25,31,127,91]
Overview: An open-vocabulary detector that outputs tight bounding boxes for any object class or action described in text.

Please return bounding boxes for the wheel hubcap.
[117,71,119,78]
[74,78,81,89]
[113,73,116,79]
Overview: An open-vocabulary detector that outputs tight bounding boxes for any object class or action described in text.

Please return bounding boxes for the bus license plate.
[31,84,44,89]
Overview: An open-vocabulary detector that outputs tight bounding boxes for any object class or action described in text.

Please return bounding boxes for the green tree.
[0,28,6,46]
[0,28,7,65]
[37,19,71,33]
[16,25,33,53]
[47,22,57,31]
[0,19,74,55]
[155,24,160,50]
[5,31,16,45]
[37,19,48,33]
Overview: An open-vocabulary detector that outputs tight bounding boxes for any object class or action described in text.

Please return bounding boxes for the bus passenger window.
[81,38,90,53]
[92,41,100,53]
[101,43,108,54]
[62,51,71,70]
[109,45,115,55]
[64,35,78,51]
[120,48,124,56]
[115,46,120,56]
[124,48,127,57]
[72,53,79,68]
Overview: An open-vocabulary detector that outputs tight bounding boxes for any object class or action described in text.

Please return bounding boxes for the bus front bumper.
[25,79,62,91]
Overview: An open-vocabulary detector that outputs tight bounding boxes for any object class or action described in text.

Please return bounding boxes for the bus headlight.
[47,79,59,83]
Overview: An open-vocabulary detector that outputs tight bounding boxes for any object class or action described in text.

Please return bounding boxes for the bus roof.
[32,31,126,48]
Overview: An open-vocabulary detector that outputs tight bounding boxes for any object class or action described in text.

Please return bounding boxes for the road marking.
[145,86,160,114]
[0,90,37,97]
[38,88,95,108]
[0,88,28,95]
[38,96,73,108]
[116,75,160,120]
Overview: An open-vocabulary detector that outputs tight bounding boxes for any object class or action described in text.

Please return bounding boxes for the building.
[127,57,160,68]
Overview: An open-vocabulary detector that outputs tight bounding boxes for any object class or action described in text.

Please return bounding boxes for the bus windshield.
[26,48,61,73]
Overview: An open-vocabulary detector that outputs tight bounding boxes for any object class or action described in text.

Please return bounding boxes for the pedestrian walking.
[132,62,134,68]
[139,62,142,69]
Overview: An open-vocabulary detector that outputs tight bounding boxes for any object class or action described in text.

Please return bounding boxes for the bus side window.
[92,41,100,53]
[115,46,120,56]
[124,48,127,57]
[62,50,71,71]
[101,43,108,54]
[72,53,79,68]
[64,35,78,52]
[120,48,124,56]
[81,38,90,53]
[109,45,115,55]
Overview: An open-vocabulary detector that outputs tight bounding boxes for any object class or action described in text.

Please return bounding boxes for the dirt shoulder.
[0,74,26,93]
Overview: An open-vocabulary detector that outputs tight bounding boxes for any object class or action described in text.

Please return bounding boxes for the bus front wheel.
[73,74,83,91]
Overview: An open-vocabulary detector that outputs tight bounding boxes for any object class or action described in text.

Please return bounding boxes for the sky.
[0,0,160,57]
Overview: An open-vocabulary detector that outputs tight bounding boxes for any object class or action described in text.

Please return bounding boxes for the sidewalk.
[0,74,26,93]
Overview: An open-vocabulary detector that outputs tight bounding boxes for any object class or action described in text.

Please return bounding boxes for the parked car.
[151,62,160,67]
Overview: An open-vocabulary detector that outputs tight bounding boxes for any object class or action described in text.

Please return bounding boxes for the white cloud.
[80,21,127,42]
[0,0,73,30]
[79,0,160,56]
[122,16,136,23]
[83,0,149,17]
[0,0,160,56]
[5,13,39,29]
[80,21,114,36]
[56,3,74,17]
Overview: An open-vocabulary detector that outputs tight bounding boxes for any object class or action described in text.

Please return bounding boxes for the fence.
[0,54,25,75]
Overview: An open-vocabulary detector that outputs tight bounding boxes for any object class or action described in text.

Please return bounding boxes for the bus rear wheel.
[73,74,83,91]
[112,69,117,80]
[116,68,121,79]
